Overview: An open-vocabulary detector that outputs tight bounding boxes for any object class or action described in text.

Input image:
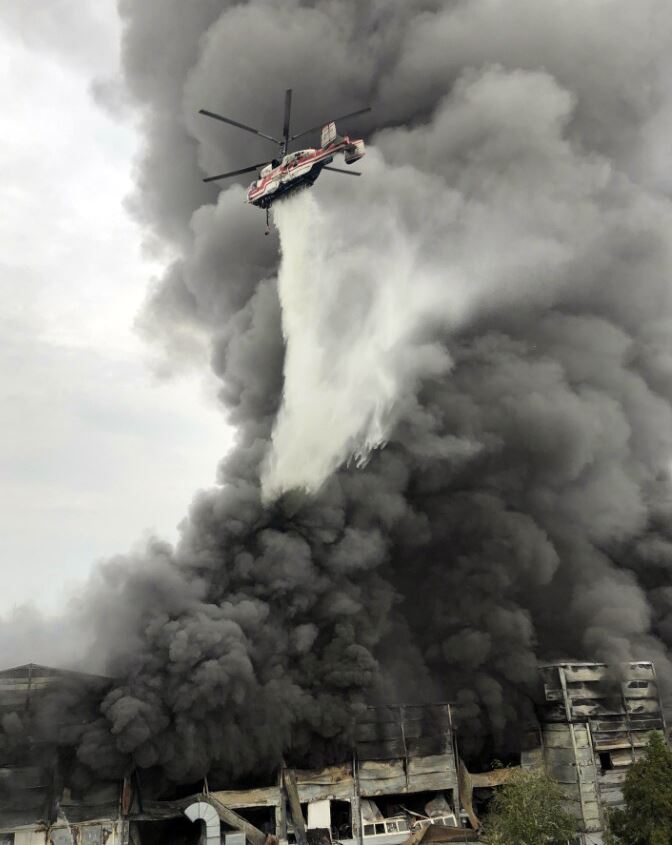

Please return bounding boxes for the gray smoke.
[6,0,672,791]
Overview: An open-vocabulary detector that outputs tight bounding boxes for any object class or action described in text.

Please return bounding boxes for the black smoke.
[6,0,672,793]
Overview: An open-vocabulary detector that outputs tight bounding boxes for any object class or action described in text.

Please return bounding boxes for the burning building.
[0,668,468,845]
[533,661,668,844]
[0,664,119,845]
[0,661,668,845]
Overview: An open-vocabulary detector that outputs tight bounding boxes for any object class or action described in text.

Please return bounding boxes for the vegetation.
[482,767,577,845]
[606,731,672,845]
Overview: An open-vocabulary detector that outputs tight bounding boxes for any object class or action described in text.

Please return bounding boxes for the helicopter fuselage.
[247,135,365,208]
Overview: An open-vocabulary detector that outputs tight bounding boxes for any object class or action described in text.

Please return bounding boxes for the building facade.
[536,661,668,845]
[1,662,668,845]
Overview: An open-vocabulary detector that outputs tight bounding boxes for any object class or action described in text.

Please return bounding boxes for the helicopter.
[199,89,369,232]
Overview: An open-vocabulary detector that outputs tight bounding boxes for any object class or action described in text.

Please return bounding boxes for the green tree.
[482,768,577,845]
[606,731,672,845]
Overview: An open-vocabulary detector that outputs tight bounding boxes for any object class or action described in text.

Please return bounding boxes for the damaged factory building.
[532,661,669,842]
[0,662,668,845]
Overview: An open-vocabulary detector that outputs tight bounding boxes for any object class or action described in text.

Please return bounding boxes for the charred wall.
[537,661,668,836]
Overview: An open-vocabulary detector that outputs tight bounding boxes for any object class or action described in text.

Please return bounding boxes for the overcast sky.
[0,3,231,616]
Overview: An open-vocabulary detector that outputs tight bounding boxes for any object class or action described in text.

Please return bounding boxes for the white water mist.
[261,165,458,499]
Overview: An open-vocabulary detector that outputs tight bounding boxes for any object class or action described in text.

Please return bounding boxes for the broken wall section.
[355,704,460,836]
[209,704,461,845]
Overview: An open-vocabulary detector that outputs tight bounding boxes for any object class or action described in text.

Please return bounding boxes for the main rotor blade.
[202,163,266,183]
[290,106,371,142]
[199,109,280,144]
[323,166,362,176]
[282,89,292,149]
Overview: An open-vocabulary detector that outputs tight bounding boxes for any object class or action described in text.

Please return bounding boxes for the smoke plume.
[5,0,672,794]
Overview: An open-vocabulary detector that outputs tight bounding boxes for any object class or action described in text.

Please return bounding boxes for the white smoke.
[260,161,455,499]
